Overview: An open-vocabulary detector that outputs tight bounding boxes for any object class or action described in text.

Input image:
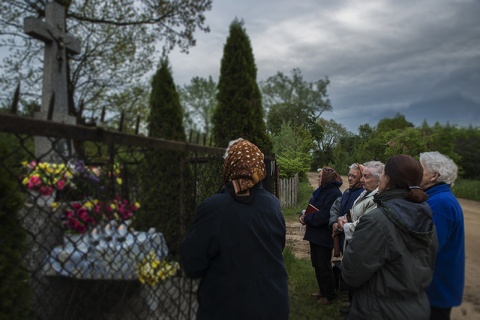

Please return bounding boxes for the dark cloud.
[168,0,480,132]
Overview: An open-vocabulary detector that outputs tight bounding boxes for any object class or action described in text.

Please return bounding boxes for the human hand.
[337,215,348,229]
[332,222,342,236]
[299,214,306,225]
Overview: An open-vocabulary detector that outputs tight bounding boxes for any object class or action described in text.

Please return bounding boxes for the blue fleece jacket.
[425,183,465,308]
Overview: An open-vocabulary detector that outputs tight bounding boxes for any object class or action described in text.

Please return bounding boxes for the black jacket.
[303,181,342,248]
[342,190,438,320]
[179,183,289,320]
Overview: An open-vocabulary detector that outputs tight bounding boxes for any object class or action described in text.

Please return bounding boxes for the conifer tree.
[134,58,192,254]
[212,19,273,154]
[0,140,32,319]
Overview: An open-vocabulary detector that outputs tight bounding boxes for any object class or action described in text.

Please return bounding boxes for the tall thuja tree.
[0,141,32,319]
[212,19,272,154]
[134,58,192,254]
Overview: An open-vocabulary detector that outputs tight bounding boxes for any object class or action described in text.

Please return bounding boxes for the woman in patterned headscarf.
[300,166,343,305]
[180,138,289,320]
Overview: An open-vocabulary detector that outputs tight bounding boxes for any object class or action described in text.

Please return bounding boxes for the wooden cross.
[24,1,81,161]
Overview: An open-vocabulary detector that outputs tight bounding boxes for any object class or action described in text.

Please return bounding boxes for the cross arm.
[24,17,81,55]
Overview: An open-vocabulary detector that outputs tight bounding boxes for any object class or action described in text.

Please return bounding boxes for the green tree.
[134,59,192,254]
[178,76,217,137]
[376,112,414,133]
[212,19,272,154]
[312,118,348,170]
[0,140,32,320]
[0,0,212,123]
[261,68,332,136]
[454,126,480,179]
[103,85,150,134]
[272,122,313,179]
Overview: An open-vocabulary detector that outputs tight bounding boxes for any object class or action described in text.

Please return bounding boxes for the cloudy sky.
[169,0,480,133]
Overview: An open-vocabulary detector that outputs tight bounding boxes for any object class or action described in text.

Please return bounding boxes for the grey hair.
[363,161,384,179]
[419,151,458,185]
[349,163,362,171]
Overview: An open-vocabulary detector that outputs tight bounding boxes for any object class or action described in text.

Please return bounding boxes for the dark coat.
[342,190,438,320]
[179,183,289,320]
[303,181,342,248]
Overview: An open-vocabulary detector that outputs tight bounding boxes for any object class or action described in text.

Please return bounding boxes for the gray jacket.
[342,190,438,320]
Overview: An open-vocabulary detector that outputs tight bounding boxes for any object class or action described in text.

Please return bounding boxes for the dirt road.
[286,173,479,320]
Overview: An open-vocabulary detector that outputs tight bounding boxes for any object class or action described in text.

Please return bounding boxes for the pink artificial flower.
[27,176,42,189]
[39,185,54,196]
[56,179,66,191]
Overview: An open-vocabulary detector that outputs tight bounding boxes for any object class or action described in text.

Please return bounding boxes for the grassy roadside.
[453,179,480,201]
[283,177,343,320]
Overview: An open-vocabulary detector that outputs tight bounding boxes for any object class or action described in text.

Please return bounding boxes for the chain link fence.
[0,114,278,320]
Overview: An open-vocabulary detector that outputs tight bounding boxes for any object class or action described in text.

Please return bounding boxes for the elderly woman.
[180,138,289,320]
[300,166,342,305]
[329,162,365,250]
[342,155,438,320]
[420,151,465,320]
[338,160,384,244]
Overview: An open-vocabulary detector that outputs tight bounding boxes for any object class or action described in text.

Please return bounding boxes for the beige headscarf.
[222,138,266,194]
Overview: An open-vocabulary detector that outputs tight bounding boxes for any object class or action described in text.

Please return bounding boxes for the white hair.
[363,161,384,178]
[419,151,458,185]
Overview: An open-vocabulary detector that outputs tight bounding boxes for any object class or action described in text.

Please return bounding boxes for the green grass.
[284,247,343,320]
[452,179,480,201]
[283,178,343,319]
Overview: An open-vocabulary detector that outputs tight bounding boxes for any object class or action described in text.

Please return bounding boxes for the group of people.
[178,138,465,320]
[301,153,465,320]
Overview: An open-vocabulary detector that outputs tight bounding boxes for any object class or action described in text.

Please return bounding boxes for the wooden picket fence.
[279,173,299,208]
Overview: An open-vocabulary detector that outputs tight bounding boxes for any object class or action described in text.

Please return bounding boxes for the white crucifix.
[24,1,81,161]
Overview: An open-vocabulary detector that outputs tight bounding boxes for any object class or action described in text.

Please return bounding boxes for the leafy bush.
[452,179,480,201]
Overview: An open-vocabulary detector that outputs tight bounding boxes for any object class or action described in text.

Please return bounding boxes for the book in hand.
[304,203,319,215]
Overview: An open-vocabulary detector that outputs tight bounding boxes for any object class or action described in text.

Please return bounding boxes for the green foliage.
[383,128,427,159]
[134,59,193,255]
[452,179,480,201]
[376,112,414,133]
[332,133,363,175]
[212,19,272,155]
[103,85,150,134]
[277,154,311,180]
[0,0,212,121]
[178,76,217,137]
[331,112,480,182]
[261,68,332,136]
[272,123,313,179]
[0,140,33,319]
[312,118,348,170]
[454,127,480,179]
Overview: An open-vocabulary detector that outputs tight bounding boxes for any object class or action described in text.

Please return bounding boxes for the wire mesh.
[0,121,277,320]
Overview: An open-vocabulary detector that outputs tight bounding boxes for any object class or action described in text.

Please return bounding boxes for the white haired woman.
[420,151,465,320]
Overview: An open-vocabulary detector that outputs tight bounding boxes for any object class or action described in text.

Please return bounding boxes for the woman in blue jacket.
[420,151,465,320]
[300,167,342,305]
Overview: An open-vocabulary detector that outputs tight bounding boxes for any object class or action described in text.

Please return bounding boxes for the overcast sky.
[169,0,480,133]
